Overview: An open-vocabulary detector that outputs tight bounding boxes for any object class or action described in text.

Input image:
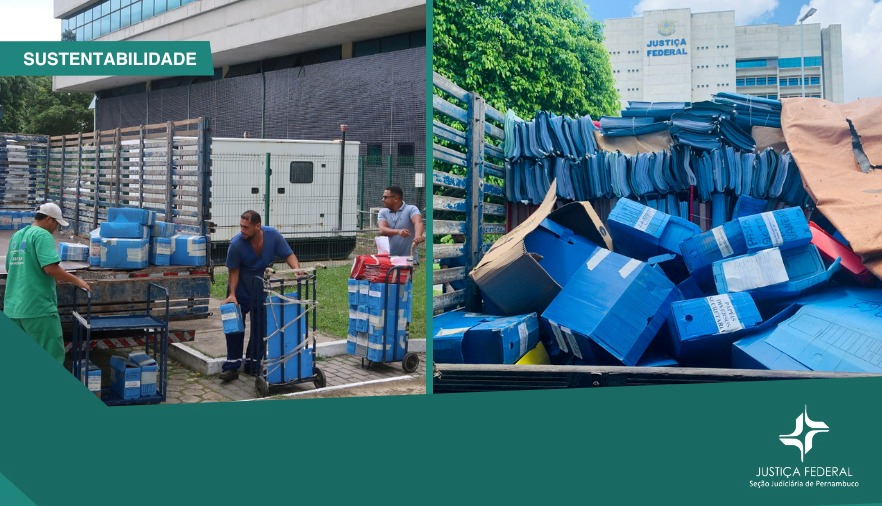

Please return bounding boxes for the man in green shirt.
[4,203,90,364]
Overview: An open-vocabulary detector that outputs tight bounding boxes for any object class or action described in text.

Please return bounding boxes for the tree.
[0,77,92,135]
[22,77,93,135]
[434,0,620,119]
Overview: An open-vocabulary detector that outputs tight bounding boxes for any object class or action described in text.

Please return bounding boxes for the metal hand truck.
[351,265,420,373]
[252,272,325,398]
[70,283,169,405]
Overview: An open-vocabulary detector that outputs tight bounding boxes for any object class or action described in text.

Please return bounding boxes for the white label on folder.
[761,212,783,247]
[359,284,369,294]
[156,243,171,255]
[87,376,100,391]
[348,284,357,293]
[561,325,582,360]
[634,207,656,232]
[550,322,569,353]
[518,323,529,357]
[125,380,140,389]
[221,310,239,321]
[142,371,157,385]
[721,248,789,292]
[712,226,735,258]
[369,290,381,298]
[436,327,472,337]
[348,308,356,319]
[586,248,610,270]
[706,295,743,334]
[619,259,641,279]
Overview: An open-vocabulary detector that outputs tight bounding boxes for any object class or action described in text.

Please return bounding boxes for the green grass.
[210,265,426,340]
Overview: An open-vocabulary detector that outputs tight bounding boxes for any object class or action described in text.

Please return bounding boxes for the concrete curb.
[170,338,426,375]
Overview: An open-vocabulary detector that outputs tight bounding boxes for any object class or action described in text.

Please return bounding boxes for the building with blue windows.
[604,8,844,107]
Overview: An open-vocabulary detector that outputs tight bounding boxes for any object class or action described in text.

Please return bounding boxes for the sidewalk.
[168,295,425,375]
[165,352,427,403]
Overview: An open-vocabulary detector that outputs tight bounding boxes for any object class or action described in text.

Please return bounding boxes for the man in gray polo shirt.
[377,185,424,256]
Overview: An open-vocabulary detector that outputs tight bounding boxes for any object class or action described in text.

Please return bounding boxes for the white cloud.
[633,0,780,25]
[794,0,882,101]
[0,1,60,42]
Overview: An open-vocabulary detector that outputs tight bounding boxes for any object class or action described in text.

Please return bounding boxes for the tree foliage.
[0,76,93,135]
[434,0,620,119]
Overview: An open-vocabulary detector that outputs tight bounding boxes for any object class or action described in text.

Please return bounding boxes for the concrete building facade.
[604,8,844,107]
[52,0,427,217]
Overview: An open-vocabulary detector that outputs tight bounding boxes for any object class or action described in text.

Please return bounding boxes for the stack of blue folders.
[713,92,782,129]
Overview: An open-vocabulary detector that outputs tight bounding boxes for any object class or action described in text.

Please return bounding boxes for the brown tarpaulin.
[780,97,882,279]
[593,129,672,156]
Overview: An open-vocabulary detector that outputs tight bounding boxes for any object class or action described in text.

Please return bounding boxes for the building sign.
[647,19,687,57]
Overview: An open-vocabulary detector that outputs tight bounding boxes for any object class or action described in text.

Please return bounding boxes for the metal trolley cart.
[254,273,326,398]
[70,283,169,406]
[348,265,420,373]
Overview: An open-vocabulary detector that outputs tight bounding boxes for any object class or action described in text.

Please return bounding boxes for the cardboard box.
[712,244,840,302]
[100,237,149,269]
[58,242,89,262]
[463,313,539,364]
[108,207,156,226]
[432,310,498,364]
[220,303,244,334]
[109,355,140,400]
[521,218,601,288]
[739,207,812,253]
[149,237,171,266]
[668,292,762,365]
[470,180,612,316]
[541,247,681,366]
[607,197,701,261]
[169,234,207,266]
[127,352,158,396]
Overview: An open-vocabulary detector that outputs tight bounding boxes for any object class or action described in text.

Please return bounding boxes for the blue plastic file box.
[432,310,498,364]
[712,244,840,302]
[127,352,158,396]
[58,242,88,262]
[738,207,812,253]
[541,247,681,366]
[110,355,141,400]
[668,292,762,364]
[463,313,539,364]
[100,237,149,269]
[220,303,245,334]
[108,207,156,226]
[607,198,701,261]
[169,234,207,266]
[99,221,147,239]
[149,237,171,266]
[265,292,311,383]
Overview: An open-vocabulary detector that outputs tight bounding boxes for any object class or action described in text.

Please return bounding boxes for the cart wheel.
[402,352,420,373]
[313,367,326,389]
[255,376,269,398]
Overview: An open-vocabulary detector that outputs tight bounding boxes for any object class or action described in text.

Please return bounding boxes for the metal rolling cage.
[432,72,507,315]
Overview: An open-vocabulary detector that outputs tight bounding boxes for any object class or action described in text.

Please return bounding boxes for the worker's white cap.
[36,202,69,227]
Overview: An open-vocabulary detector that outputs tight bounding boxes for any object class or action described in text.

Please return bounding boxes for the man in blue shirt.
[377,186,424,256]
[219,210,302,381]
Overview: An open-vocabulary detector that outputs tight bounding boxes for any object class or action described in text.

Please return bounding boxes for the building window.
[780,78,787,87]
[736,79,744,86]
[810,76,820,85]
[397,143,414,168]
[746,78,756,86]
[756,77,766,86]
[366,143,383,166]
[788,78,800,87]
[768,94,778,100]
[736,59,767,69]
[289,161,314,184]
[62,0,197,40]
[779,56,822,68]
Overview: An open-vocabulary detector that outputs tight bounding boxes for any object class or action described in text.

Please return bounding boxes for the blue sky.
[581,0,882,102]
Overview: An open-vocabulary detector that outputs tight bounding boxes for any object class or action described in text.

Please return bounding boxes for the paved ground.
[164,351,427,403]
